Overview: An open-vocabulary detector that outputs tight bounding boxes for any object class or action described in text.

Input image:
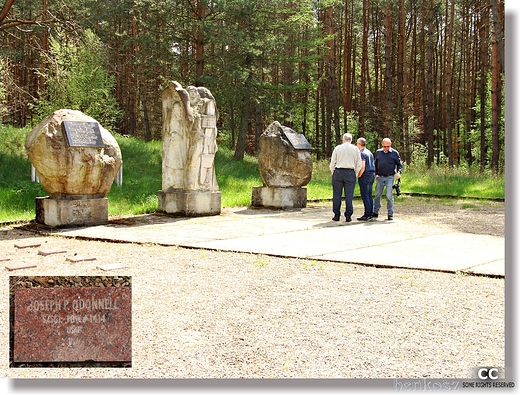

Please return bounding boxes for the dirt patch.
[0,196,505,379]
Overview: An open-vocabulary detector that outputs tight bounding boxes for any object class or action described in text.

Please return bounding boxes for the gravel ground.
[0,197,505,379]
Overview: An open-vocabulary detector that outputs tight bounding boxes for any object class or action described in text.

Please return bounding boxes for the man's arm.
[358,151,366,177]
[374,151,379,177]
[394,151,403,179]
[329,149,337,174]
[358,160,366,177]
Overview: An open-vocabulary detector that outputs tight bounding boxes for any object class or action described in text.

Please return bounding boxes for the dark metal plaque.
[62,121,104,147]
[283,130,312,150]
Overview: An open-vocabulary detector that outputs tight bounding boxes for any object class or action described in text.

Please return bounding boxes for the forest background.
[0,0,505,173]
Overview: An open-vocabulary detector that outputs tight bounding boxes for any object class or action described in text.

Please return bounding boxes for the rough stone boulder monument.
[158,81,221,216]
[25,109,122,227]
[252,121,312,209]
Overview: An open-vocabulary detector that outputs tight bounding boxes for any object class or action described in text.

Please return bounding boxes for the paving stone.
[66,255,97,263]
[38,248,68,256]
[5,263,37,271]
[14,241,42,249]
[97,263,128,271]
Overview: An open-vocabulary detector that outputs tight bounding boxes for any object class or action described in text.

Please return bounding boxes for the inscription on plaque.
[13,286,131,363]
[283,131,312,150]
[62,121,104,147]
[201,115,217,129]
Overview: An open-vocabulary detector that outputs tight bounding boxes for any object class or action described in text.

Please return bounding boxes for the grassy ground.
[0,125,505,222]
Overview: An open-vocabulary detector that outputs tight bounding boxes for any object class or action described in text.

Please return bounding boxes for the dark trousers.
[332,169,356,218]
[358,172,375,217]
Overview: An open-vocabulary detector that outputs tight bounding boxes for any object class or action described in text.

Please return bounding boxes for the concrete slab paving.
[51,205,505,277]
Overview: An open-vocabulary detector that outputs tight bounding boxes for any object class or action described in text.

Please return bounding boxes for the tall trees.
[0,0,506,172]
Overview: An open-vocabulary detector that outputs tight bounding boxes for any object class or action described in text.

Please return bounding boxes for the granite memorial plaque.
[282,130,312,150]
[62,121,104,147]
[13,286,131,363]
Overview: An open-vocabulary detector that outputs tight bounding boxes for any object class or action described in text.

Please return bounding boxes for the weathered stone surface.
[35,196,108,228]
[161,81,219,192]
[258,121,312,187]
[66,255,97,263]
[5,263,37,271]
[38,248,67,256]
[158,189,221,216]
[25,109,122,198]
[13,286,131,363]
[14,242,41,249]
[159,81,222,216]
[252,186,307,209]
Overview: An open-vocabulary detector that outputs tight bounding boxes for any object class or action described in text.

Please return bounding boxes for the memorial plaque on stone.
[13,286,131,363]
[201,115,217,129]
[62,121,104,147]
[283,130,312,150]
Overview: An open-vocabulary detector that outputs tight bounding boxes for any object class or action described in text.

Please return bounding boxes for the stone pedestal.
[252,186,307,209]
[158,190,221,216]
[35,197,108,228]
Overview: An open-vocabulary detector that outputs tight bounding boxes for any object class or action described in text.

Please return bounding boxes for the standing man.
[329,133,362,222]
[356,137,375,221]
[373,137,403,220]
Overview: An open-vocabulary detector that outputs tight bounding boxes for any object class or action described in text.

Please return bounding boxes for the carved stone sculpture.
[159,81,221,216]
[161,81,219,192]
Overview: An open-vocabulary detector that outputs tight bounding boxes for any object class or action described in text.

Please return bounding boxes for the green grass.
[401,163,505,200]
[0,125,505,223]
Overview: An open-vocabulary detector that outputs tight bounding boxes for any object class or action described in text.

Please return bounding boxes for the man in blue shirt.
[356,137,375,221]
[373,138,402,220]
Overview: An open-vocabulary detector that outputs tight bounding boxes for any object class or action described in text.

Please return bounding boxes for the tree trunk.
[478,4,489,170]
[383,1,394,139]
[234,71,252,161]
[446,0,455,167]
[491,0,504,173]
[425,0,435,168]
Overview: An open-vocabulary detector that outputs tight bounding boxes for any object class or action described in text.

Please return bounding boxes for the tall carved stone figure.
[159,81,221,216]
[161,81,219,192]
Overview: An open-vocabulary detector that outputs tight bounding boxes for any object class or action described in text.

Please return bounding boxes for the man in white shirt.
[329,133,363,222]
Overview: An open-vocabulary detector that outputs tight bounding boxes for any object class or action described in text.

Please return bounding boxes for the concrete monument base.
[35,196,108,228]
[158,190,221,216]
[252,186,307,209]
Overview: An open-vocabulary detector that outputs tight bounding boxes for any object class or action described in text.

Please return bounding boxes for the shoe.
[371,213,378,218]
[387,215,393,220]
[357,216,369,221]
[346,216,352,222]
[332,215,340,221]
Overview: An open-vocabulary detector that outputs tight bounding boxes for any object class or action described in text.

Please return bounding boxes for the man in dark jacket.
[373,138,402,220]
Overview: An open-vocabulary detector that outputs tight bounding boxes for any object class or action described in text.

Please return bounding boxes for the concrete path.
[52,205,504,277]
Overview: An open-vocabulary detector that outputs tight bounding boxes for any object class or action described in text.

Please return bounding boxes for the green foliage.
[0,126,46,222]
[401,163,504,199]
[214,145,262,207]
[106,135,162,215]
[0,128,504,223]
[33,29,121,130]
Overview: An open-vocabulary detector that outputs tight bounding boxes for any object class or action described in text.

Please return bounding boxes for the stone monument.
[252,121,312,209]
[158,81,221,216]
[25,109,122,227]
